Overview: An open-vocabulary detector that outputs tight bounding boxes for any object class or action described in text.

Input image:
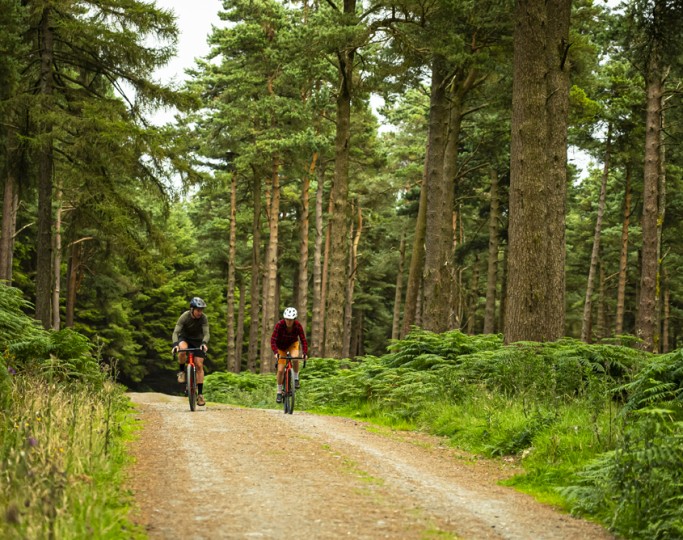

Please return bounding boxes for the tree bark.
[662,269,670,353]
[391,232,406,340]
[597,261,606,341]
[483,168,500,334]
[654,104,667,352]
[504,0,571,344]
[247,174,262,372]
[297,152,316,333]
[635,43,665,351]
[260,158,281,371]
[342,205,361,358]
[52,187,62,330]
[0,171,19,283]
[615,163,631,337]
[325,47,354,357]
[226,172,238,372]
[421,56,452,333]
[311,170,326,356]
[318,191,333,357]
[466,256,480,334]
[65,241,85,328]
[35,7,55,328]
[581,128,611,343]
[235,276,246,371]
[401,165,428,338]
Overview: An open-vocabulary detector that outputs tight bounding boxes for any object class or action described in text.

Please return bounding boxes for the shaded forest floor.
[126,393,614,539]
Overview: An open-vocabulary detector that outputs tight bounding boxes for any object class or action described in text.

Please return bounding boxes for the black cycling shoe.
[294,379,301,390]
[276,392,283,404]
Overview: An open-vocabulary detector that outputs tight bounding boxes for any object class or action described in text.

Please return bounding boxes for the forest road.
[127,392,613,540]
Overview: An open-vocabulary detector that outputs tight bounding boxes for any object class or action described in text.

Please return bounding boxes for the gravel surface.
[126,392,614,540]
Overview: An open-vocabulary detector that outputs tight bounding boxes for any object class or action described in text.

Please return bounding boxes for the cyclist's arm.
[271,321,282,354]
[298,322,309,356]
[172,312,189,344]
[201,314,210,346]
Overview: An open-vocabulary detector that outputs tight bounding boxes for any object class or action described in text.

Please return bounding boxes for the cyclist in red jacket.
[271,307,308,403]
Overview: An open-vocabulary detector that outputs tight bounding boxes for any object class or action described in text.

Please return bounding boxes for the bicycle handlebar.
[274,354,307,369]
[173,347,206,360]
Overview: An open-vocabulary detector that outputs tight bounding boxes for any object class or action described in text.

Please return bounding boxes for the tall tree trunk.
[504,0,571,344]
[35,7,55,328]
[654,106,667,352]
[342,205,362,358]
[297,152,316,333]
[597,261,606,341]
[581,128,612,343]
[391,232,406,340]
[0,172,19,283]
[52,187,62,330]
[235,276,246,372]
[65,240,88,328]
[466,256,480,334]
[311,170,325,356]
[260,158,281,371]
[318,192,333,357]
[662,268,670,353]
[247,175,262,372]
[325,30,355,357]
[421,56,452,333]
[350,310,363,357]
[401,167,428,337]
[483,168,500,334]
[499,244,508,333]
[635,43,666,351]
[226,173,238,372]
[615,163,632,336]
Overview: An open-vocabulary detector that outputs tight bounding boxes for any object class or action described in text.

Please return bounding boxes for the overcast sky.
[155,0,223,80]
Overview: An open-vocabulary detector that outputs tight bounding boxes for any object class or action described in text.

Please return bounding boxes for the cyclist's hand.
[201,344,208,353]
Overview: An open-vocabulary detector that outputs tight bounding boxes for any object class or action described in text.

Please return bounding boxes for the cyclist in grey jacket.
[172,297,210,406]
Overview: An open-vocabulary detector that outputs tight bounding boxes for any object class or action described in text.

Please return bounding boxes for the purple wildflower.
[7,366,16,375]
[27,437,38,448]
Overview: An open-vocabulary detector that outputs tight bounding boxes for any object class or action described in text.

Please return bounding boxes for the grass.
[0,373,143,539]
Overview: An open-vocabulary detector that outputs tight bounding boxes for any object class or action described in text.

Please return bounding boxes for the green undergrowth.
[0,284,143,539]
[204,328,683,538]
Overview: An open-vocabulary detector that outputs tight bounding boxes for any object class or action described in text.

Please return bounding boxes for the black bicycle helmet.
[190,297,207,309]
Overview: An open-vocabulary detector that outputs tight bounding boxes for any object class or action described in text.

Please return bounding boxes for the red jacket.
[271,319,308,355]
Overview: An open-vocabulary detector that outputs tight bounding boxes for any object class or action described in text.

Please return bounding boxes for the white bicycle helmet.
[283,307,298,319]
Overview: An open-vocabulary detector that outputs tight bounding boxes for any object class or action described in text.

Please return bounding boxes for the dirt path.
[127,393,613,540]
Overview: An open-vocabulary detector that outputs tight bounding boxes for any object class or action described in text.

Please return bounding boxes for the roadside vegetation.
[0,286,142,539]
[205,329,683,539]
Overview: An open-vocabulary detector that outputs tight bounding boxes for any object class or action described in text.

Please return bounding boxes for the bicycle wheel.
[187,365,197,412]
[284,368,295,414]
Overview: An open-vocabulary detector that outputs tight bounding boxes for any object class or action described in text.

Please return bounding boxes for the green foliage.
[0,375,143,539]
[617,349,683,415]
[562,411,683,539]
[0,285,104,385]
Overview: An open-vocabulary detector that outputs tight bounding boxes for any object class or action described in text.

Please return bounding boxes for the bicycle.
[276,352,306,414]
[174,347,204,411]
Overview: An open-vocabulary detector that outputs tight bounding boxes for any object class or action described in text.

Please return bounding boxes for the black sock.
[198,383,203,394]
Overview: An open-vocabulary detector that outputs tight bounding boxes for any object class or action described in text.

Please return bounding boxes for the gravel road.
[127,392,613,540]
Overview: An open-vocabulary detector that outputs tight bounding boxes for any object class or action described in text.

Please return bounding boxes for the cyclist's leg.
[288,343,301,387]
[276,349,287,401]
[177,339,189,383]
[178,339,189,365]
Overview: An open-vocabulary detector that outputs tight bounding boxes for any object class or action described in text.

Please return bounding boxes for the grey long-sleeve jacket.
[172,310,210,345]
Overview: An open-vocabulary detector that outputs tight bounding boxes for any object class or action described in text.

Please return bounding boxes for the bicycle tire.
[188,364,197,412]
[284,368,295,414]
